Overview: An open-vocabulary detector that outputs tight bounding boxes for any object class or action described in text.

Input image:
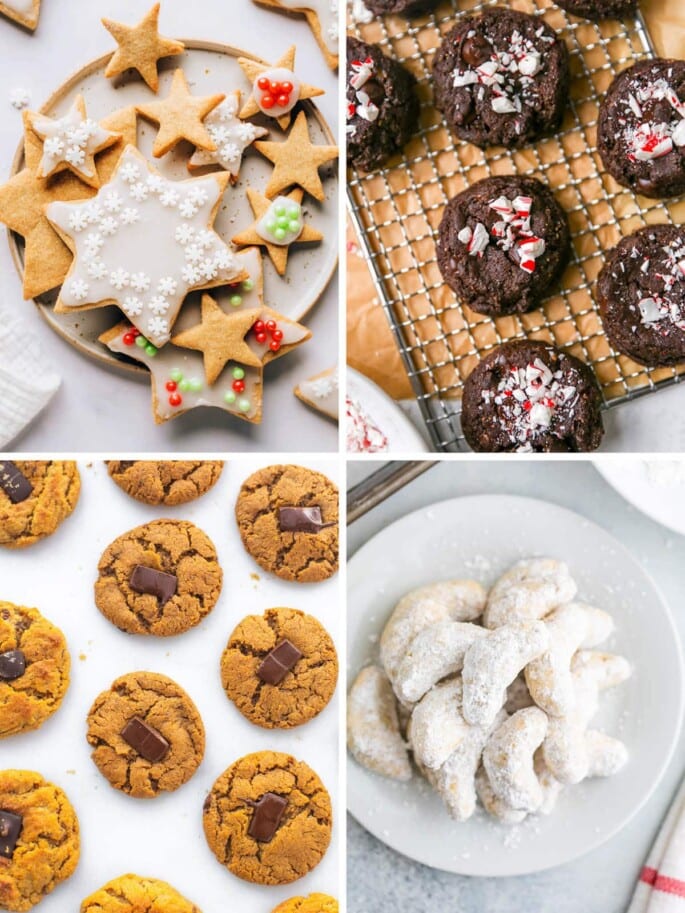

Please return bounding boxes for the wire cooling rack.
[347,0,685,451]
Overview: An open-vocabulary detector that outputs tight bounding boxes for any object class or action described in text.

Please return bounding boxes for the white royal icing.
[3,0,35,14]
[189,93,267,177]
[252,67,301,117]
[47,146,243,348]
[300,366,338,418]
[277,0,339,54]
[622,75,685,163]
[458,194,546,274]
[256,196,304,247]
[32,98,118,180]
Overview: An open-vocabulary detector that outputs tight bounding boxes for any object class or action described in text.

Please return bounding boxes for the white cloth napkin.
[628,775,685,912]
[0,309,60,447]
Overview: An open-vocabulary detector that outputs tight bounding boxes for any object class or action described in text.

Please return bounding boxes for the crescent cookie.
[347,666,411,782]
[484,559,577,628]
[482,707,549,813]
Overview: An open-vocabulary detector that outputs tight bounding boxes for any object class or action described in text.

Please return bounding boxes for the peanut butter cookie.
[86,671,205,799]
[81,873,202,912]
[221,608,338,729]
[106,460,224,506]
[272,896,338,913]
[94,518,223,636]
[0,602,70,739]
[203,750,332,885]
[0,769,80,912]
[235,465,338,583]
[0,461,80,549]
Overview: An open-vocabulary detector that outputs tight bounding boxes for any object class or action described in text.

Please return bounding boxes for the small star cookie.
[103,2,185,93]
[295,365,338,419]
[29,95,121,188]
[0,0,40,31]
[137,69,224,158]
[46,145,246,347]
[256,110,338,201]
[238,46,324,131]
[252,0,339,70]
[188,91,268,181]
[232,187,323,276]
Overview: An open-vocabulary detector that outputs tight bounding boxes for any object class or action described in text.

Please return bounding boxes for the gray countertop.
[347,459,685,913]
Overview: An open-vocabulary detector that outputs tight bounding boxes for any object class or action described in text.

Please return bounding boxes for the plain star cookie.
[253,0,339,70]
[233,187,323,275]
[0,0,40,31]
[0,770,80,912]
[137,69,224,158]
[86,671,205,799]
[47,145,246,348]
[238,46,325,131]
[81,874,202,913]
[0,602,70,739]
[0,460,80,549]
[103,3,185,93]
[256,111,338,202]
[188,91,268,180]
[202,751,333,885]
[106,460,224,506]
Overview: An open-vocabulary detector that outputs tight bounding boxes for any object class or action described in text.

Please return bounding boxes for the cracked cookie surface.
[86,671,205,799]
[94,519,223,636]
[0,602,70,739]
[221,608,338,729]
[0,461,80,549]
[80,873,202,912]
[272,895,338,913]
[235,465,338,583]
[203,750,332,885]
[106,461,224,506]
[0,769,80,912]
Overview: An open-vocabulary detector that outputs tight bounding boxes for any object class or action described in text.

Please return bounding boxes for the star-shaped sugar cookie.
[232,187,322,276]
[255,111,338,201]
[0,0,40,30]
[137,69,224,158]
[295,365,338,419]
[188,91,268,181]
[29,95,121,188]
[103,2,185,93]
[46,145,246,347]
[0,106,137,299]
[171,295,262,385]
[238,46,324,131]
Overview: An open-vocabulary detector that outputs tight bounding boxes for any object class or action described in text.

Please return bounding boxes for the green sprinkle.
[232,366,245,381]
[266,218,277,232]
[275,204,286,217]
[180,378,191,392]
[189,378,203,392]
[289,220,301,233]
[230,294,242,307]
[238,398,251,413]
[224,391,236,404]
[274,227,287,241]
[135,336,147,348]
[145,344,157,357]
[288,204,301,218]
[277,215,289,229]
[242,278,254,292]
[170,368,183,382]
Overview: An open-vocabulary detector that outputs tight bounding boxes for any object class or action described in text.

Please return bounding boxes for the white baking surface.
[0,457,340,911]
[348,491,683,877]
[0,0,339,451]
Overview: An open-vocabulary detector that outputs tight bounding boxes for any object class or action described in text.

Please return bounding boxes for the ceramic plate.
[595,460,685,536]
[347,494,684,877]
[347,367,429,453]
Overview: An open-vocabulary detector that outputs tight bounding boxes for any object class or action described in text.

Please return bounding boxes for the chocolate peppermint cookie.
[433,9,569,149]
[598,224,685,366]
[461,340,604,452]
[347,38,419,171]
[362,0,439,15]
[436,176,570,317]
[557,0,637,20]
[598,59,685,198]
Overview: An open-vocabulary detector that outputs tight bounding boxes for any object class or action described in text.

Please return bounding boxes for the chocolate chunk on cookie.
[362,0,439,14]
[557,0,637,19]
[461,340,604,452]
[433,9,569,149]
[81,874,202,913]
[0,770,79,911]
[106,460,224,506]
[598,224,685,366]
[0,602,70,740]
[598,59,685,199]
[437,176,570,317]
[86,671,205,799]
[272,896,338,913]
[94,518,222,636]
[347,38,420,172]
[0,461,80,550]
[221,608,338,729]
[203,751,332,885]
[235,465,338,583]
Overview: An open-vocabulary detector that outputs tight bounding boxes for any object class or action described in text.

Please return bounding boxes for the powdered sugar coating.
[347,666,412,781]
[483,707,548,812]
[484,558,577,628]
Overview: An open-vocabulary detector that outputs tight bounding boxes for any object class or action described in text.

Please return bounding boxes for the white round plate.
[595,461,685,536]
[347,494,684,877]
[347,366,429,453]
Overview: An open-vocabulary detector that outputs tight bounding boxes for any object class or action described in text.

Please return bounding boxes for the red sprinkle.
[169,392,182,407]
[166,381,177,392]
[233,379,246,393]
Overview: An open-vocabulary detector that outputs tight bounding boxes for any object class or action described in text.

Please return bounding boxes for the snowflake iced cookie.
[253,0,339,70]
[137,69,224,158]
[0,106,137,300]
[188,91,268,180]
[256,110,339,201]
[295,365,338,419]
[103,2,185,94]
[347,665,412,781]
[233,187,323,276]
[46,145,245,347]
[28,95,121,188]
[238,46,325,131]
[0,0,39,30]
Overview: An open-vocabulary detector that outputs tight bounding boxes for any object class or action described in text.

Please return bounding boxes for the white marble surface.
[0,0,338,452]
[347,459,685,912]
